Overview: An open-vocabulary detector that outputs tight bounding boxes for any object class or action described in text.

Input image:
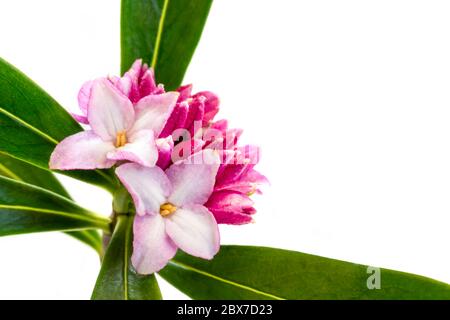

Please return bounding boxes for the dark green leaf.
[0,175,110,235]
[0,152,70,197]
[0,153,102,253]
[66,230,102,254]
[121,0,213,90]
[0,57,116,191]
[92,215,162,300]
[159,245,450,300]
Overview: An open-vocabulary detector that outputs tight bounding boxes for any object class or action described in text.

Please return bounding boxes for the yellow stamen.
[247,184,257,196]
[160,202,177,217]
[115,131,127,147]
[160,209,171,216]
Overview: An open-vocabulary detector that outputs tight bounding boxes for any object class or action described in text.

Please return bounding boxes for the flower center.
[160,202,177,217]
[115,131,128,147]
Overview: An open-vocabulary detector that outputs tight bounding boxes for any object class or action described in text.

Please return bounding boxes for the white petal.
[87,79,135,141]
[130,92,179,137]
[165,204,220,260]
[132,214,177,275]
[107,129,158,167]
[115,163,172,215]
[166,149,221,206]
[49,131,115,170]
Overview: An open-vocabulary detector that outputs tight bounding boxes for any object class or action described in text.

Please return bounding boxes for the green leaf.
[0,153,102,253]
[159,246,450,300]
[0,153,70,197]
[66,229,102,254]
[121,0,213,90]
[0,57,116,192]
[0,175,110,235]
[91,215,162,300]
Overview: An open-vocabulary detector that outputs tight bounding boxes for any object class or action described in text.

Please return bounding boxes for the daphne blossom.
[158,113,268,225]
[49,59,267,275]
[72,59,164,124]
[49,78,178,169]
[116,150,221,274]
[160,84,220,138]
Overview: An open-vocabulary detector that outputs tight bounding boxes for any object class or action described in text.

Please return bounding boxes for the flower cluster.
[50,60,267,274]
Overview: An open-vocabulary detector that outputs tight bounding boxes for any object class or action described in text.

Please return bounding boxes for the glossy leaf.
[159,246,450,300]
[0,58,116,191]
[92,215,162,300]
[121,0,213,89]
[0,175,110,235]
[0,153,70,197]
[0,153,102,253]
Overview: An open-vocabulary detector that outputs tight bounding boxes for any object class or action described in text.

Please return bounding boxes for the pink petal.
[217,163,252,185]
[71,113,89,124]
[77,80,93,115]
[236,144,261,165]
[214,148,268,194]
[159,102,189,138]
[109,74,132,97]
[193,91,220,125]
[177,84,193,101]
[166,150,220,206]
[107,129,158,167]
[115,163,172,216]
[132,214,177,275]
[171,138,205,162]
[49,131,115,170]
[125,59,160,103]
[222,128,243,150]
[210,119,228,132]
[87,79,135,141]
[206,191,256,225]
[184,97,205,137]
[130,59,144,73]
[202,124,242,150]
[130,92,179,137]
[244,169,270,186]
[138,67,159,100]
[165,204,220,260]
[156,136,174,170]
[209,209,254,225]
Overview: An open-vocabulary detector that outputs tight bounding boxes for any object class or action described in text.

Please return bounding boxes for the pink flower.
[156,96,267,225]
[160,84,220,138]
[204,145,268,225]
[74,60,219,136]
[49,78,179,169]
[116,150,221,274]
[72,59,164,124]
[123,59,165,104]
[165,116,268,225]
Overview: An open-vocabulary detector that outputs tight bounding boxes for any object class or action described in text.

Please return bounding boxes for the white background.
[0,0,449,299]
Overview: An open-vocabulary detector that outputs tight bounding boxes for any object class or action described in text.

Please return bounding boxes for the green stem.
[113,186,132,215]
[103,186,134,257]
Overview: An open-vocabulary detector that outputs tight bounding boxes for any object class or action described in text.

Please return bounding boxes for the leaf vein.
[0,205,110,230]
[151,0,170,69]
[0,106,59,145]
[167,260,286,300]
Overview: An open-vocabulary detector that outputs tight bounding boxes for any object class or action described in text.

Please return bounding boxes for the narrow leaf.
[121,0,213,89]
[0,153,102,253]
[0,58,116,191]
[92,215,162,300]
[0,175,110,235]
[159,246,450,300]
[0,153,70,197]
